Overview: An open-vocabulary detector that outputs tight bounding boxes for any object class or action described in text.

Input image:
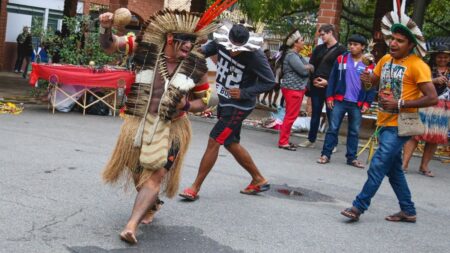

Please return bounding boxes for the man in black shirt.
[179,24,275,201]
[299,24,346,148]
[21,32,33,78]
[14,26,29,73]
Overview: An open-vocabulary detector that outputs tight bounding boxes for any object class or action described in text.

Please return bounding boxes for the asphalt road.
[1,105,449,253]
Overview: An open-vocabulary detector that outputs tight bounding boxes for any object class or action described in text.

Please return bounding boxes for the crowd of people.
[96,0,450,243]
[11,0,448,245]
[257,25,449,174]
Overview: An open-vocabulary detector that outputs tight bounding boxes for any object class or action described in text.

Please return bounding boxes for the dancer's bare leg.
[132,170,161,224]
[133,170,164,224]
[273,89,280,107]
[225,142,267,185]
[261,92,269,104]
[120,168,166,244]
[268,90,274,106]
[190,138,221,193]
[420,143,437,173]
[402,138,418,171]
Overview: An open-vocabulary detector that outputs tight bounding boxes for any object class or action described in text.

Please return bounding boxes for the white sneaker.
[332,147,338,153]
[299,140,315,148]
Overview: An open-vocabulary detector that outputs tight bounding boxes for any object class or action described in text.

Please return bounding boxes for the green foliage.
[31,15,116,66]
[339,0,376,42]
[237,0,319,38]
[422,0,450,38]
[235,0,449,44]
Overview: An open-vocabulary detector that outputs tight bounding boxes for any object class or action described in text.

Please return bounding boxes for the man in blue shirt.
[317,34,376,168]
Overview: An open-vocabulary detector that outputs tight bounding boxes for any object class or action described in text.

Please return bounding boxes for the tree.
[62,0,78,37]
[237,0,319,38]
[235,0,449,43]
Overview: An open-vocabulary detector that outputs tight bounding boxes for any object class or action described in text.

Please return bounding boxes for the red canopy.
[30,63,135,92]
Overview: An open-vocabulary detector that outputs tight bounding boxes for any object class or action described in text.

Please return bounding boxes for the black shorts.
[210,106,252,146]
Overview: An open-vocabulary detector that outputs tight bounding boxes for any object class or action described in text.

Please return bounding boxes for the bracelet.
[397,99,403,110]
[182,100,191,112]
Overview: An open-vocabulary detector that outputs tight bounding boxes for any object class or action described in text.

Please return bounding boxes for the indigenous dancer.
[179,22,275,201]
[99,2,230,243]
[340,0,438,222]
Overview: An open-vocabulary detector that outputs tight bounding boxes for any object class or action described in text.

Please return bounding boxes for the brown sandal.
[349,160,365,169]
[385,211,416,223]
[341,207,361,221]
[419,170,434,177]
[317,155,330,164]
[278,144,297,151]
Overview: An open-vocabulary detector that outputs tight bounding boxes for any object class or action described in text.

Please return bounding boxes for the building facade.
[0,0,164,71]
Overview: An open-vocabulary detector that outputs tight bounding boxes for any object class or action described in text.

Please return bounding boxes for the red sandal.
[240,181,270,195]
[179,187,199,201]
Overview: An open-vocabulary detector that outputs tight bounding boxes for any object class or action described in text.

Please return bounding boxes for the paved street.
[1,105,449,253]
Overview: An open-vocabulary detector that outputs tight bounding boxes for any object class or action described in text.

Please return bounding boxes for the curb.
[189,115,331,143]
[188,115,448,161]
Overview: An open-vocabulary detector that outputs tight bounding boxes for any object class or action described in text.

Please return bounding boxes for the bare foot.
[141,210,156,224]
[141,199,163,224]
[120,229,137,244]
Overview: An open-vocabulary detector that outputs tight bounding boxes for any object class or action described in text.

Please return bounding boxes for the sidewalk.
[0,70,370,148]
[2,70,447,161]
[0,71,42,104]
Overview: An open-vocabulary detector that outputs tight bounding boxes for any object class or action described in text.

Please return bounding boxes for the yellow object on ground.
[0,102,24,115]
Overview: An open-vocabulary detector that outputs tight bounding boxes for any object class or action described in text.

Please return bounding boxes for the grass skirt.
[102,114,192,198]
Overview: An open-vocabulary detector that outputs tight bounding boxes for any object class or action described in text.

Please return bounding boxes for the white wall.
[5,0,85,42]
[9,0,84,13]
[5,13,32,42]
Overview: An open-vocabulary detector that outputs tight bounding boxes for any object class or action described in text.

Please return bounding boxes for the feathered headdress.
[285,29,302,47]
[381,0,427,57]
[127,0,237,119]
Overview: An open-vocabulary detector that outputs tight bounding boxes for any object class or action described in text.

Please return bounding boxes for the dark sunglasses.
[173,33,197,44]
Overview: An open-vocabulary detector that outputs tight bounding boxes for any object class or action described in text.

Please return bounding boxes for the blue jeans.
[321,100,361,163]
[308,94,331,143]
[352,127,415,215]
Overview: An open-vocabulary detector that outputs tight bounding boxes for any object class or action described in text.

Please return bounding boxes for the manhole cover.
[265,184,335,202]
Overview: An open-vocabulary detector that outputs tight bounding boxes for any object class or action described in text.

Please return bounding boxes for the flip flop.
[419,170,434,177]
[179,187,199,201]
[278,144,297,151]
[317,155,330,164]
[385,211,416,223]
[348,160,365,169]
[240,181,270,195]
[341,207,361,221]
